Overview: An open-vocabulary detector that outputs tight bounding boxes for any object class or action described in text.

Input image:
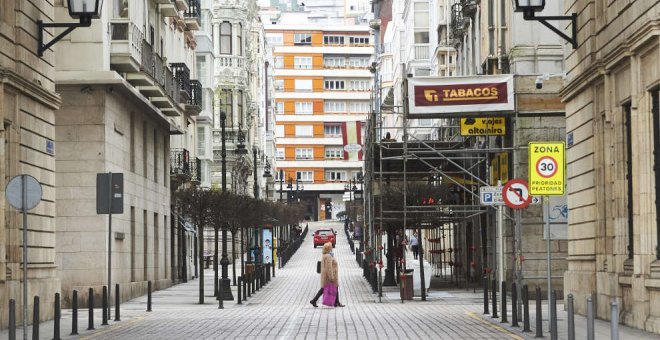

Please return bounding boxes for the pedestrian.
[310,242,345,308]
[410,232,419,260]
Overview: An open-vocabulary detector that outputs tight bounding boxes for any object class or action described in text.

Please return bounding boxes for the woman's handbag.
[322,283,338,306]
[316,261,321,274]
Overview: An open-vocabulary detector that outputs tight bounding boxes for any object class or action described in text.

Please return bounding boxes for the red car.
[313,229,336,248]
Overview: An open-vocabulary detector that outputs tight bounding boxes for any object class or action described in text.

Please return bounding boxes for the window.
[237,90,243,123]
[415,32,430,44]
[349,102,369,113]
[325,170,347,181]
[237,23,243,56]
[349,36,369,45]
[348,57,370,68]
[348,80,370,91]
[220,22,232,55]
[295,125,314,136]
[295,148,313,160]
[652,89,660,259]
[324,101,346,113]
[266,33,283,46]
[274,79,284,91]
[276,148,285,160]
[274,56,284,68]
[324,124,341,136]
[219,89,232,119]
[324,57,345,68]
[623,102,633,259]
[294,56,312,69]
[323,35,344,45]
[294,33,312,45]
[295,79,313,91]
[276,102,284,114]
[414,2,430,28]
[324,80,345,90]
[275,125,285,137]
[295,102,313,115]
[296,171,314,182]
[325,147,343,159]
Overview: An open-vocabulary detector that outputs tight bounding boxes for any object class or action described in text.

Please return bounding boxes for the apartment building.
[265,10,372,220]
[54,0,201,306]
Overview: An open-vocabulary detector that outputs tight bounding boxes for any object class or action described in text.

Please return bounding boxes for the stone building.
[53,0,201,306]
[561,0,660,334]
[0,0,62,328]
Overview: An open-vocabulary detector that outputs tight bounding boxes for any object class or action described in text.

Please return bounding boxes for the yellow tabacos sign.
[460,117,506,136]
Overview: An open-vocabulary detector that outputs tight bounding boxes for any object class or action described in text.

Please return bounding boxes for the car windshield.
[317,230,332,236]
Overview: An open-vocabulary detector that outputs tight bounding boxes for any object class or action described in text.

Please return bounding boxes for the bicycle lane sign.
[529,142,565,196]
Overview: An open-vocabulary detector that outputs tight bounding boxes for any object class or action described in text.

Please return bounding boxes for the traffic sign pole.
[545,196,553,334]
[22,175,28,340]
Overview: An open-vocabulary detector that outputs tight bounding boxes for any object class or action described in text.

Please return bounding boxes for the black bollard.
[501,282,508,323]
[550,290,558,340]
[9,299,16,340]
[72,290,78,335]
[54,293,61,340]
[247,273,252,297]
[87,288,95,330]
[567,294,575,340]
[115,284,121,321]
[491,279,498,318]
[32,296,39,340]
[483,277,489,314]
[512,283,519,327]
[237,277,242,305]
[102,286,108,325]
[243,273,248,300]
[523,285,531,332]
[272,259,276,277]
[218,278,224,309]
[535,287,543,338]
[147,281,152,312]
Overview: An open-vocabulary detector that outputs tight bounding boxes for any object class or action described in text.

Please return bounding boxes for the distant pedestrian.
[410,232,419,260]
[310,242,345,308]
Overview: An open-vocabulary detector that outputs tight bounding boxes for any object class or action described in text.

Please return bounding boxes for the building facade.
[54,0,201,306]
[562,0,660,334]
[264,9,372,221]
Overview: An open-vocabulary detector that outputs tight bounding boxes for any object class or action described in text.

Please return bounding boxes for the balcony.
[218,56,244,68]
[413,44,430,60]
[187,80,203,115]
[451,3,466,39]
[171,148,191,179]
[170,63,192,102]
[461,0,478,17]
[189,157,201,183]
[183,0,201,30]
[175,0,189,11]
[160,0,178,17]
[110,21,143,73]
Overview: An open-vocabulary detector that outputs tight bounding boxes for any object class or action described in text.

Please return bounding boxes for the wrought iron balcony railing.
[170,62,192,100]
[189,157,201,183]
[184,0,201,19]
[189,80,202,108]
[171,148,190,177]
[451,3,465,39]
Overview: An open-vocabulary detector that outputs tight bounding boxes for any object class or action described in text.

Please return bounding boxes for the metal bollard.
[535,287,543,338]
[567,294,575,340]
[72,290,78,335]
[551,290,558,340]
[587,296,595,340]
[9,299,16,340]
[237,277,242,305]
[218,278,224,309]
[115,284,121,321]
[501,282,508,323]
[102,286,108,325]
[492,279,498,318]
[54,293,61,340]
[32,296,40,340]
[611,301,619,340]
[88,288,95,330]
[147,281,152,312]
[273,259,276,277]
[251,272,256,294]
[523,285,531,332]
[512,283,519,327]
[247,273,252,297]
[484,278,489,314]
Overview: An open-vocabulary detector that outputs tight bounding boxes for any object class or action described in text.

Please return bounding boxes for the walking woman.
[310,242,345,307]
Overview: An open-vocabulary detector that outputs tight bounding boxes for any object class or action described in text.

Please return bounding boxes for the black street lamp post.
[287,176,293,204]
[278,169,284,202]
[219,111,234,300]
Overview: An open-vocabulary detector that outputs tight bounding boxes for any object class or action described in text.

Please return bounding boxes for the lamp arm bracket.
[524,12,578,49]
[38,17,91,57]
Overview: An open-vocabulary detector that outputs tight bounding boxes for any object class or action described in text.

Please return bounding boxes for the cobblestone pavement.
[4,221,657,339]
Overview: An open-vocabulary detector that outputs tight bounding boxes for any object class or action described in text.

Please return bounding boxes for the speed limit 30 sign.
[529,142,565,195]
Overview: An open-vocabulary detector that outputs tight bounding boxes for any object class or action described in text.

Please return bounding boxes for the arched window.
[237,23,243,56]
[220,22,232,55]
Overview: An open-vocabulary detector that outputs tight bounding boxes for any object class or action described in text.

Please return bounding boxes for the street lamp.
[263,158,272,199]
[38,0,103,56]
[287,176,293,204]
[218,110,233,300]
[513,0,577,49]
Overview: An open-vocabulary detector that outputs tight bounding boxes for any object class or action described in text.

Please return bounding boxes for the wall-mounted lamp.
[38,0,103,57]
[514,0,577,49]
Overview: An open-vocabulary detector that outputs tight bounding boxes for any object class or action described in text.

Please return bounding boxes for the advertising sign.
[460,117,506,136]
[529,142,565,195]
[407,75,515,116]
[262,228,273,264]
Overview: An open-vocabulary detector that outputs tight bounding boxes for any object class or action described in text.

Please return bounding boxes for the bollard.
[54,293,61,340]
[218,278,224,309]
[501,281,508,323]
[9,299,16,340]
[551,290,558,340]
[492,279,498,318]
[147,281,152,312]
[237,277,242,305]
[587,296,595,340]
[115,284,121,321]
[523,285,531,332]
[535,287,543,338]
[251,272,256,294]
[247,273,252,298]
[484,278,489,314]
[88,288,95,330]
[102,286,108,325]
[32,296,40,340]
[243,274,248,300]
[273,259,276,277]
[567,294,575,340]
[72,290,78,335]
[512,283,519,327]
[611,301,619,340]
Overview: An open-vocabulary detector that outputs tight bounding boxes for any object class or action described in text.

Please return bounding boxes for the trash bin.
[400,269,414,300]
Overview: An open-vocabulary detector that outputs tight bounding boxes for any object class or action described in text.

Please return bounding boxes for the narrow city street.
[70,221,515,340]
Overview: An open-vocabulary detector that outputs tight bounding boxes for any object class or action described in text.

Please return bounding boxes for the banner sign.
[460,117,506,136]
[407,75,514,117]
[262,229,273,264]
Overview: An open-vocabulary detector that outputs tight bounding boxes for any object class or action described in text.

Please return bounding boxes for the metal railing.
[141,40,155,80]
[184,0,201,19]
[189,80,202,108]
[171,148,190,177]
[170,63,191,99]
[189,157,201,182]
[451,3,465,38]
[413,44,430,60]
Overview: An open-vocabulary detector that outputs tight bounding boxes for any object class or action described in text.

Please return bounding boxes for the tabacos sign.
[407,75,515,117]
